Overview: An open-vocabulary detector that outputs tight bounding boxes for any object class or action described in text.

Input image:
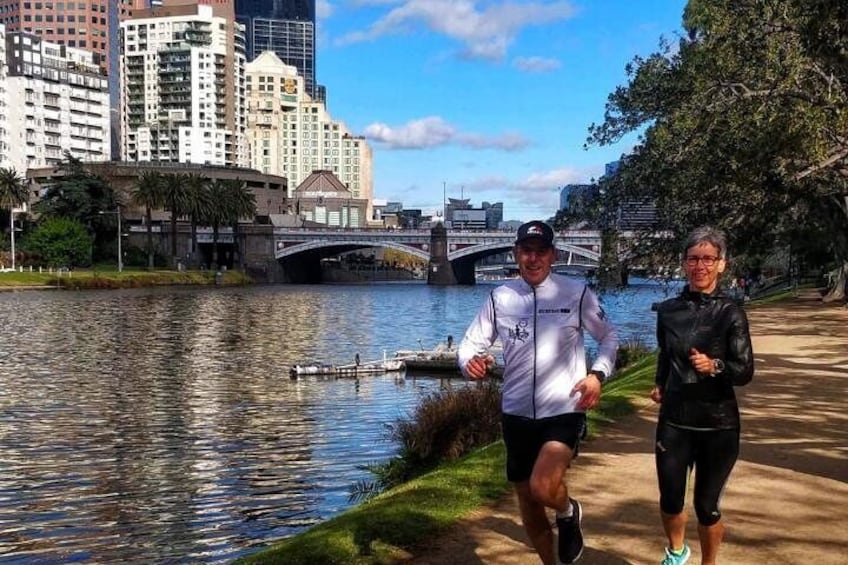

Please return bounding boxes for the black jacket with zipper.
[655,287,754,430]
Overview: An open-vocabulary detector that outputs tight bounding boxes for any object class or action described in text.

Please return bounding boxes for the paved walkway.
[406,290,848,564]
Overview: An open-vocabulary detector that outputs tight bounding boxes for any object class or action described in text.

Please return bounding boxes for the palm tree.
[0,167,28,267]
[183,173,211,268]
[162,172,191,268]
[0,167,28,212]
[223,178,257,270]
[131,170,164,269]
[205,179,230,269]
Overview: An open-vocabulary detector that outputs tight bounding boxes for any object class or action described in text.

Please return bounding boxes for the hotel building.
[245,51,372,217]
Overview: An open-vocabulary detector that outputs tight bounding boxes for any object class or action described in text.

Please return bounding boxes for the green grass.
[238,357,658,565]
[0,268,252,289]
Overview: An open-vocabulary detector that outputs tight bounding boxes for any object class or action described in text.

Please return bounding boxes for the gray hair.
[683,226,727,259]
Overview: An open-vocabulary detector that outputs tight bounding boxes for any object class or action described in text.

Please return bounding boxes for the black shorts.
[502,412,587,482]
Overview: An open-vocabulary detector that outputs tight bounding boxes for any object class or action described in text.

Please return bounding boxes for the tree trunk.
[190,218,198,269]
[170,213,178,268]
[233,222,242,271]
[212,224,219,270]
[822,261,847,303]
[146,207,154,270]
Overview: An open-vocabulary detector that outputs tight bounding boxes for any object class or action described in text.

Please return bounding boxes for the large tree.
[34,154,119,261]
[222,178,257,271]
[585,0,848,299]
[0,167,28,251]
[183,173,212,268]
[162,172,191,267]
[131,171,165,269]
[203,178,256,270]
[0,167,28,212]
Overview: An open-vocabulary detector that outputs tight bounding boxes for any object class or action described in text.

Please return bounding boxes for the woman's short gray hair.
[683,226,727,259]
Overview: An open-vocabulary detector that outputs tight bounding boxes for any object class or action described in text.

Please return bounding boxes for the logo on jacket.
[509,319,530,343]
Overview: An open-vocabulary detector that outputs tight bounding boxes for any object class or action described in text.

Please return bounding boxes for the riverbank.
[403,288,848,565]
[0,268,252,290]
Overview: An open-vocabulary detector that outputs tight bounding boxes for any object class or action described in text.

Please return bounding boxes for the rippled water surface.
[0,280,677,563]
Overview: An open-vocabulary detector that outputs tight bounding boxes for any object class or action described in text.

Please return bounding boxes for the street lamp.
[9,203,27,271]
[99,207,123,272]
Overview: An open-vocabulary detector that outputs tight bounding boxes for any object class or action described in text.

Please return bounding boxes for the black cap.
[515,221,554,247]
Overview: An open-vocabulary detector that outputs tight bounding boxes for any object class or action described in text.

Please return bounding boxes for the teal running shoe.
[661,544,691,565]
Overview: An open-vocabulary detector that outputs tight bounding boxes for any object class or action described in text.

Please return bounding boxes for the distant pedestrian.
[650,226,754,565]
[458,220,618,564]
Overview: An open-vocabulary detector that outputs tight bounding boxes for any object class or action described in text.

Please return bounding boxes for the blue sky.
[316,0,688,222]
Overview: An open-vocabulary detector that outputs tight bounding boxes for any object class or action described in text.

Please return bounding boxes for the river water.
[0,279,678,563]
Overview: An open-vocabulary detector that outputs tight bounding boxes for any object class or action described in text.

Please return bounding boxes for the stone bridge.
[272,225,602,284]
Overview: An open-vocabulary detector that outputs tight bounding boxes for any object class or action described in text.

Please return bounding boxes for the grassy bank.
[0,268,252,289]
[239,354,658,565]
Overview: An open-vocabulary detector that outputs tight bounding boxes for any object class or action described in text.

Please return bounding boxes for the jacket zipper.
[532,285,537,419]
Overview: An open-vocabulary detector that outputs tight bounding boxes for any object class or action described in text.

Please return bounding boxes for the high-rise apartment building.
[2,31,110,173]
[236,0,319,100]
[120,2,248,167]
[0,1,151,160]
[245,52,372,211]
[0,25,8,168]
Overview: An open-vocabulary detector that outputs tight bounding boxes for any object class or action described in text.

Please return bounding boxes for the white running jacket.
[458,273,618,419]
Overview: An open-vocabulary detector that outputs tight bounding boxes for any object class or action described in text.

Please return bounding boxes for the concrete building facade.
[2,31,110,173]
[120,2,248,167]
[245,51,372,217]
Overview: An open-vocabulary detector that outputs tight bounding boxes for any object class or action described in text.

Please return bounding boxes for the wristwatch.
[589,370,607,385]
[711,359,725,376]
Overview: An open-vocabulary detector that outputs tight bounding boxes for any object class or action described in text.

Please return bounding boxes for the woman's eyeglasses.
[685,255,720,267]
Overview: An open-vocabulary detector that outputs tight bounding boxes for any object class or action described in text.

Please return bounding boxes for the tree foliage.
[183,173,212,267]
[131,171,165,269]
[0,167,28,250]
[33,154,119,260]
[23,217,92,268]
[585,0,848,281]
[0,167,28,212]
[162,172,192,265]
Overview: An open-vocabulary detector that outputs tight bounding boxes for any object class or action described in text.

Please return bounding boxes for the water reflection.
[0,281,676,563]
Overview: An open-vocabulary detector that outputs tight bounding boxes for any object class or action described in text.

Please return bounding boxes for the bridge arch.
[275,239,431,262]
[448,240,600,263]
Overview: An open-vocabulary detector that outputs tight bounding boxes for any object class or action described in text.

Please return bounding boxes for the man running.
[458,220,618,564]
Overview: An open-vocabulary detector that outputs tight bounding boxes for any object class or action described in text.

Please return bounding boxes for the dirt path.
[405,290,848,564]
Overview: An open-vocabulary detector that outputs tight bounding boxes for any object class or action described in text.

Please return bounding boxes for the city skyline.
[317,0,688,222]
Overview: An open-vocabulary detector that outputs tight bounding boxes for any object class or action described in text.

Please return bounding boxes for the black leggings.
[655,422,739,526]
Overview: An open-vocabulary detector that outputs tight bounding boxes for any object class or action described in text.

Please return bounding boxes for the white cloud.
[338,1,576,61]
[512,56,561,73]
[363,116,529,151]
[317,0,334,19]
[516,167,586,191]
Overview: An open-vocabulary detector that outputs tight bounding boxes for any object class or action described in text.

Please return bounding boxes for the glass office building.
[235,0,314,21]
[236,1,319,100]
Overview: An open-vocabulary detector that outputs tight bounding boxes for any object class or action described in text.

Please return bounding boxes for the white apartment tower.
[245,52,372,206]
[0,24,8,169]
[2,31,110,173]
[120,3,248,167]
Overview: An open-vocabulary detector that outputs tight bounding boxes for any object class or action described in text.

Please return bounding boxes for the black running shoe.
[556,497,584,564]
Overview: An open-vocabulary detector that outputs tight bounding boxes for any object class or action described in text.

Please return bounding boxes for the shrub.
[355,381,502,500]
[616,336,652,369]
[22,217,92,268]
